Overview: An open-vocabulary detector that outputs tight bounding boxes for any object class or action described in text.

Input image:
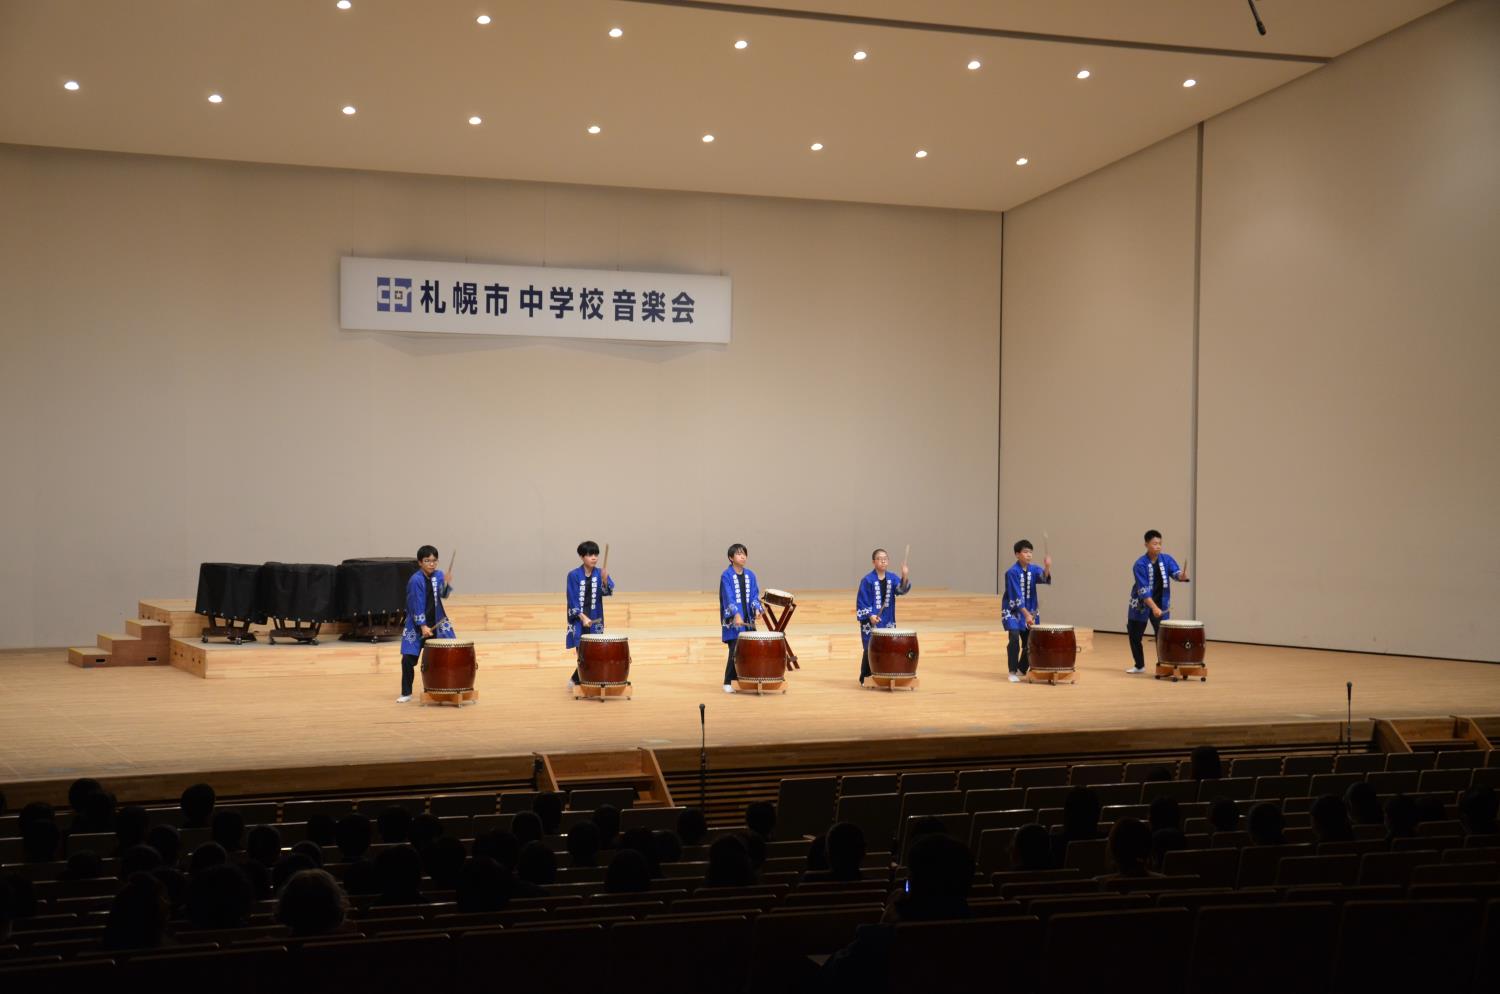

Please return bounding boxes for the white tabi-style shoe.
[722,683,736,694]
[395,695,413,703]
[1125,666,1146,674]
[1007,673,1021,683]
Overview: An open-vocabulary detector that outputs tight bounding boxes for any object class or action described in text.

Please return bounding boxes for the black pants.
[400,652,420,696]
[1007,630,1032,674]
[1127,616,1162,669]
[571,645,583,685]
[859,644,871,683]
[723,625,755,684]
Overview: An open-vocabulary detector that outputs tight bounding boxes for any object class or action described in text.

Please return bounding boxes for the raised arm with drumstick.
[1126,529,1188,674]
[1001,538,1052,683]
[566,540,615,689]
[855,547,913,685]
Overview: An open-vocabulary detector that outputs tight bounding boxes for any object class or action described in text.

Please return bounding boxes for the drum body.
[868,628,920,677]
[195,563,266,623]
[258,563,337,623]
[422,639,477,693]
[1028,624,1077,672]
[1158,620,1206,665]
[578,634,631,685]
[734,631,787,681]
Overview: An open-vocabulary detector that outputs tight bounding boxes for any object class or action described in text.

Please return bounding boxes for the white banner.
[339,256,731,344]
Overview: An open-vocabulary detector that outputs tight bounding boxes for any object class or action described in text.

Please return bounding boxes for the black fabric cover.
[195,563,266,623]
[336,557,418,618]
[257,563,338,622]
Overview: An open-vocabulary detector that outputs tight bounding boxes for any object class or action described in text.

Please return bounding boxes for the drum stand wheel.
[1154,663,1207,683]
[867,674,919,692]
[731,678,787,695]
[421,689,479,707]
[1026,669,1077,685]
[574,682,632,702]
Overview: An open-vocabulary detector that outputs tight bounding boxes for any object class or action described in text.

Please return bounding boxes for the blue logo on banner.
[377,276,414,313]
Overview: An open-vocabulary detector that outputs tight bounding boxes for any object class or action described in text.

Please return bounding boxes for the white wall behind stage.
[0,148,1001,648]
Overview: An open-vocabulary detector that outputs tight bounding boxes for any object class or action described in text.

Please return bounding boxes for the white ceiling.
[0,0,1452,211]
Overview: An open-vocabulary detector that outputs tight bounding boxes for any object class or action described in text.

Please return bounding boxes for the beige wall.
[1001,0,1500,661]
[1000,128,1200,633]
[1197,0,1500,661]
[0,147,1001,648]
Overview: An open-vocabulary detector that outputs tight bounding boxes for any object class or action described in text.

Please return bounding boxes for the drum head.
[424,638,473,648]
[580,633,628,642]
[1160,620,1203,629]
[736,631,785,641]
[1030,624,1073,632]
[870,628,916,637]
[764,588,795,600]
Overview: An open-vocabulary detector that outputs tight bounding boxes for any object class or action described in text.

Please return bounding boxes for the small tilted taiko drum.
[421,639,477,694]
[1156,620,1207,681]
[762,589,796,609]
[868,628,920,679]
[578,633,632,685]
[734,631,788,683]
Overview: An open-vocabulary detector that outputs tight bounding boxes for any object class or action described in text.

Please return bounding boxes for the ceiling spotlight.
[702,134,715,143]
[914,149,928,159]
[476,14,491,25]
[967,60,982,71]
[608,27,623,38]
[341,105,357,115]
[336,0,351,9]
[1076,69,1091,79]
[587,124,601,134]
[1183,78,1197,88]
[208,93,223,104]
[63,80,80,91]
[1016,157,1029,166]
[853,50,867,61]
[810,142,823,151]
[734,40,748,50]
[468,116,482,125]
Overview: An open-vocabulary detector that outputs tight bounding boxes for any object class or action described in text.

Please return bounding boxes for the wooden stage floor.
[4,635,1499,792]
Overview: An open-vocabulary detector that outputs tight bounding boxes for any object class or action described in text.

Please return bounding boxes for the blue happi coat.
[856,570,911,647]
[565,566,614,649]
[1127,553,1185,622]
[719,566,762,643]
[1001,562,1051,631]
[401,569,455,653]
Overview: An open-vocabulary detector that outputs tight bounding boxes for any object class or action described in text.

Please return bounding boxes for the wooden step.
[68,647,112,668]
[124,618,172,653]
[96,633,166,665]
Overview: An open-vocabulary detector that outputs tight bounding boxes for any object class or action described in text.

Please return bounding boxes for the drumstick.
[902,544,911,570]
[1042,531,1050,560]
[601,543,610,575]
[445,549,458,584]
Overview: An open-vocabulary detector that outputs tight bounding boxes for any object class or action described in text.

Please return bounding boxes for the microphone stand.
[699,703,708,811]
[1345,682,1353,754]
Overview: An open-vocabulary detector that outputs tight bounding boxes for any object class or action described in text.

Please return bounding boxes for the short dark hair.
[515,840,556,885]
[577,541,600,557]
[871,548,888,561]
[510,811,544,845]
[1144,530,1162,544]
[604,848,651,894]
[676,807,708,846]
[744,801,776,839]
[276,868,346,936]
[1247,802,1286,845]
[185,863,253,929]
[1013,540,1033,554]
[1107,818,1153,869]
[179,783,216,826]
[68,778,103,812]
[565,820,602,867]
[335,815,372,861]
[726,543,747,560]
[417,545,440,561]
[1189,745,1222,781]
[211,809,246,852]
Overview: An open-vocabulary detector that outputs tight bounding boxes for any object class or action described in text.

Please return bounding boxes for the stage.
[6,626,1500,804]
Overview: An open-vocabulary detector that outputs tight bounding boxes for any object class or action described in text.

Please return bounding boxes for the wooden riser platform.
[168,622,1096,679]
[138,589,1005,638]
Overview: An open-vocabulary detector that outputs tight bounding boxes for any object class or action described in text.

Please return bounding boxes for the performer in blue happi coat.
[398,545,456,703]
[1001,539,1053,682]
[1125,529,1190,674]
[719,543,762,693]
[566,539,614,689]
[856,548,912,685]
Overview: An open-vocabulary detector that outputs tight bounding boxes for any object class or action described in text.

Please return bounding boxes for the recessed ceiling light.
[702,134,715,143]
[341,105,357,115]
[1183,78,1197,88]
[336,0,351,9]
[853,50,867,61]
[587,124,601,134]
[468,116,482,126]
[1016,157,1029,166]
[63,80,80,91]
[810,142,823,151]
[1076,69,1091,79]
[734,39,748,50]
[915,149,928,159]
[476,15,491,25]
[967,59,982,71]
[608,27,623,38]
[208,93,223,104]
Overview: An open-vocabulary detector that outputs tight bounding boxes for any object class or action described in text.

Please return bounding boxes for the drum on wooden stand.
[421,638,479,706]
[1155,620,1207,682]
[575,633,632,701]
[759,589,801,670]
[867,628,920,691]
[1026,624,1079,685]
[732,631,788,695]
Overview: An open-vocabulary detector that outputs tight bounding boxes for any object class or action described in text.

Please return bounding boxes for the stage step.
[96,633,167,666]
[538,749,674,808]
[68,646,112,668]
